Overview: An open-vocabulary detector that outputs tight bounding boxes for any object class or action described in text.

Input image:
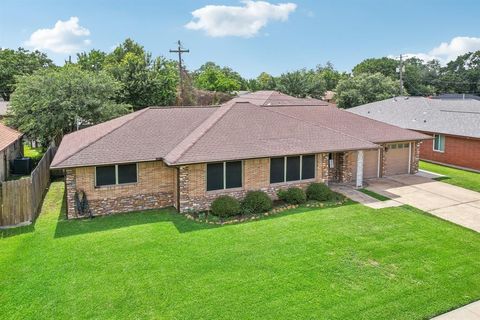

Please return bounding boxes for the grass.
[23,144,44,161]
[1,182,480,319]
[420,160,480,192]
[358,188,391,201]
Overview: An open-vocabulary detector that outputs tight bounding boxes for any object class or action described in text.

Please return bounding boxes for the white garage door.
[385,143,410,176]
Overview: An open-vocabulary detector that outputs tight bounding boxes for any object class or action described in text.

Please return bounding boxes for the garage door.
[385,143,410,176]
[364,150,379,178]
[350,150,379,180]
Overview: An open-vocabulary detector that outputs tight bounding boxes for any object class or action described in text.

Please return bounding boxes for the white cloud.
[398,36,480,64]
[185,0,297,38]
[25,17,91,54]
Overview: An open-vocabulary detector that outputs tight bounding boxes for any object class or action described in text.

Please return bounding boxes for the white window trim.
[433,134,445,153]
[271,154,316,184]
[206,161,243,192]
[95,163,138,187]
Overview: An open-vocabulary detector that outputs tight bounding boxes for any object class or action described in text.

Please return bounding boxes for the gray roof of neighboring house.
[51,92,429,169]
[432,94,480,101]
[0,101,9,116]
[348,97,480,139]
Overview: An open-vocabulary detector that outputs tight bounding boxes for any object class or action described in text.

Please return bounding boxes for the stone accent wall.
[380,146,387,177]
[340,151,355,183]
[178,154,329,213]
[65,161,176,219]
[411,141,421,173]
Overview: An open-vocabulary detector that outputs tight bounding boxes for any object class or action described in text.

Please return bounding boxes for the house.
[322,90,336,103]
[348,96,480,171]
[51,91,428,218]
[0,123,23,182]
[0,101,9,120]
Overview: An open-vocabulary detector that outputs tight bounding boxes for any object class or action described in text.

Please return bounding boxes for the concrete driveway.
[365,174,480,232]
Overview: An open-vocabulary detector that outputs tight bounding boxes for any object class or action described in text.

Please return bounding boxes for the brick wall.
[65,161,176,218]
[419,134,480,171]
[178,154,329,213]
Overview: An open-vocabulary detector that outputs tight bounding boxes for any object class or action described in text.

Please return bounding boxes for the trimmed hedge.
[277,187,306,204]
[241,190,273,214]
[211,195,241,217]
[306,183,334,201]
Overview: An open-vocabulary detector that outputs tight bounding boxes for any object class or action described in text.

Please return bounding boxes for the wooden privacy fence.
[0,146,57,227]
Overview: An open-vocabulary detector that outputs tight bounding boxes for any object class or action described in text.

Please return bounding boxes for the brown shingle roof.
[51,91,429,169]
[0,123,22,152]
[233,91,329,106]
[267,105,430,143]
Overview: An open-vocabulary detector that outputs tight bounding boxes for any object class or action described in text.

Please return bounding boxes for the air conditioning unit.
[13,158,32,175]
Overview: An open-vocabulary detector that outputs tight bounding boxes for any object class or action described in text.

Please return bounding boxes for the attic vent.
[423,120,427,123]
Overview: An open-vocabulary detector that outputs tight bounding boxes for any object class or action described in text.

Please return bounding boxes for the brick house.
[51,91,428,218]
[348,96,480,171]
[0,123,23,182]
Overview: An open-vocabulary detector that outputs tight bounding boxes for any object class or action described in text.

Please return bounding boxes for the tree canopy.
[0,48,54,101]
[7,65,130,145]
[335,73,400,108]
[77,39,179,109]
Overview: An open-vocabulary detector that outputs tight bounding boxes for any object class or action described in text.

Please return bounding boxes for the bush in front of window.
[306,183,334,201]
[277,187,306,204]
[241,190,273,215]
[210,195,241,218]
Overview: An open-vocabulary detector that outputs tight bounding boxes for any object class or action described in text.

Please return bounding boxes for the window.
[270,157,285,184]
[433,134,445,152]
[207,161,242,191]
[95,163,138,187]
[286,156,300,181]
[270,155,315,184]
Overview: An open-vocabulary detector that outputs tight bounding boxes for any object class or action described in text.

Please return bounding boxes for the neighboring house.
[348,96,480,171]
[432,93,480,101]
[51,91,428,218]
[0,123,23,182]
[0,101,9,120]
[322,90,336,103]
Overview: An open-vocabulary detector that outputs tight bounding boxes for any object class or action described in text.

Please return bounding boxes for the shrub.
[210,195,241,218]
[241,191,273,214]
[277,187,306,204]
[306,183,334,201]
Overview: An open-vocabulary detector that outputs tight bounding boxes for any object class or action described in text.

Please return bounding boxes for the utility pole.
[397,54,404,96]
[170,40,189,99]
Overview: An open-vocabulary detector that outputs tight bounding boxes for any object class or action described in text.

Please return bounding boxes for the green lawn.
[359,188,391,201]
[420,160,480,192]
[1,182,480,319]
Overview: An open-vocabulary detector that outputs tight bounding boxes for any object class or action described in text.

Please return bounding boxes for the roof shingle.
[0,123,22,152]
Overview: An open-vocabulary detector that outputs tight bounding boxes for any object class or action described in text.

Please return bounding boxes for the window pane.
[96,166,116,186]
[439,135,445,151]
[270,157,285,183]
[207,163,224,191]
[286,156,300,181]
[118,163,137,184]
[226,161,242,189]
[302,155,315,180]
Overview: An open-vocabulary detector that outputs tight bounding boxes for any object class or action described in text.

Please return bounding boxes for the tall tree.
[193,62,242,92]
[7,65,130,145]
[436,51,480,94]
[0,48,54,100]
[103,39,178,109]
[77,49,107,71]
[352,57,398,78]
[276,69,326,98]
[335,73,400,108]
[256,72,276,90]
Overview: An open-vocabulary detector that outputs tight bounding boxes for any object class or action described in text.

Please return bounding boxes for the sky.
[1,0,480,78]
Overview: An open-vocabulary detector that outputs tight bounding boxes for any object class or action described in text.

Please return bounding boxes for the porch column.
[356,150,364,188]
